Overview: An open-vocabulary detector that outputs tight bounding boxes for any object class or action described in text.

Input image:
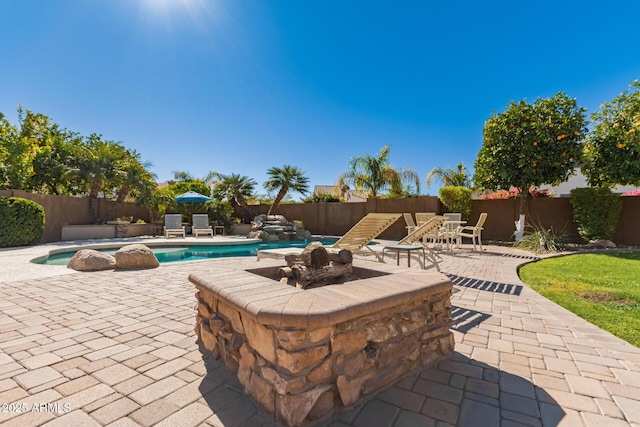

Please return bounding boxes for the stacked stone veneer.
[190,263,454,427]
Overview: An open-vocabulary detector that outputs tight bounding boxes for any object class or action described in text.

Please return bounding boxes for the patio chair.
[456,213,488,251]
[192,214,213,238]
[163,214,185,238]
[403,213,418,235]
[257,213,402,261]
[394,216,446,271]
[415,212,436,226]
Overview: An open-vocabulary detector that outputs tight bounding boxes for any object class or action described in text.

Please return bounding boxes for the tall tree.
[583,80,640,187]
[0,116,18,189]
[264,165,309,215]
[338,145,420,198]
[0,107,40,190]
[210,173,257,223]
[73,135,155,224]
[426,162,472,188]
[474,93,587,241]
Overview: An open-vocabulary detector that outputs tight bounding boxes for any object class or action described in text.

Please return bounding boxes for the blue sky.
[2,0,639,197]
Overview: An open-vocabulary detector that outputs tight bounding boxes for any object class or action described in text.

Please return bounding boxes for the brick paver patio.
[1,242,639,426]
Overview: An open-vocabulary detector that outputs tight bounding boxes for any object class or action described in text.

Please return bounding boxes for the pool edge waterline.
[33,236,341,265]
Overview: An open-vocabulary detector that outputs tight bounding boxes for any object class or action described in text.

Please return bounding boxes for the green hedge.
[0,197,46,247]
[302,192,341,203]
[569,187,622,241]
[439,186,473,219]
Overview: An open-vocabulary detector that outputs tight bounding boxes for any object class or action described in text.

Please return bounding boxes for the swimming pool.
[38,238,339,265]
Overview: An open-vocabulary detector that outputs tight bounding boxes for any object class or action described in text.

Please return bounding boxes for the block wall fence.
[252,196,640,246]
[2,191,639,246]
[0,190,151,243]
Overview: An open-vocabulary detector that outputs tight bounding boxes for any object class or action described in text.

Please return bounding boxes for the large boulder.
[115,244,159,269]
[67,249,116,271]
[587,239,616,249]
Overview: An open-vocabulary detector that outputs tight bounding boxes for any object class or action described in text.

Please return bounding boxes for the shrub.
[206,200,234,228]
[570,187,622,241]
[302,192,341,203]
[439,186,472,219]
[515,224,568,254]
[0,197,45,247]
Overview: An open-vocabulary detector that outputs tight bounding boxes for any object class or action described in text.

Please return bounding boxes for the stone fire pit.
[190,260,454,427]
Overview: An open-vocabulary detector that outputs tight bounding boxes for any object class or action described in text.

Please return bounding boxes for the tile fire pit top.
[189,260,451,329]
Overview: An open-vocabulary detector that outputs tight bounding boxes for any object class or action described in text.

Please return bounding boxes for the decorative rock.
[331,329,368,354]
[67,249,116,271]
[261,366,307,394]
[307,357,333,383]
[250,214,312,241]
[337,372,375,407]
[276,329,308,351]
[276,384,332,427]
[114,244,159,269]
[247,373,276,414]
[218,301,245,334]
[340,351,368,377]
[276,345,330,375]
[243,317,276,363]
[199,323,218,355]
[588,239,616,248]
[309,326,334,343]
[366,323,398,342]
[237,343,255,387]
[307,390,335,421]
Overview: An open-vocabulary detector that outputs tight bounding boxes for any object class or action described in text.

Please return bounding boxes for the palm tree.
[171,170,195,182]
[264,165,310,216]
[426,162,472,188]
[210,172,257,223]
[338,145,420,198]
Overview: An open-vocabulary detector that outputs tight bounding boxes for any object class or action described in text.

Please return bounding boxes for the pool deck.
[0,238,639,426]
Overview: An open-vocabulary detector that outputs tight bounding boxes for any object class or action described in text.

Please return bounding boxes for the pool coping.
[29,236,262,264]
[27,235,345,264]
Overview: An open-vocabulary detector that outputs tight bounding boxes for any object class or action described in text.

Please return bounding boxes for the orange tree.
[474,93,587,240]
[583,80,640,187]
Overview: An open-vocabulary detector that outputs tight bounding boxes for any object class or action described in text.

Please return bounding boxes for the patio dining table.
[440,220,466,250]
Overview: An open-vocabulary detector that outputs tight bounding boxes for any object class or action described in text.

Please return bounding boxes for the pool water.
[39,238,339,265]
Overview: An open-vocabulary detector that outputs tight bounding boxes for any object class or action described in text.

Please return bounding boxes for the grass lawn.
[518,251,640,347]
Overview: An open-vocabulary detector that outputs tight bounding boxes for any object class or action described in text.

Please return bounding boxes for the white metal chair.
[415,212,436,226]
[403,213,417,235]
[456,213,488,251]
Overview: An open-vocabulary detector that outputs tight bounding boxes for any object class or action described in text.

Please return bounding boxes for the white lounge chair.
[192,214,213,238]
[456,213,488,251]
[164,214,185,238]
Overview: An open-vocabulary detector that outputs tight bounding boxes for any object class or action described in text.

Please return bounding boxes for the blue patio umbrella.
[175,191,211,220]
[175,191,211,203]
